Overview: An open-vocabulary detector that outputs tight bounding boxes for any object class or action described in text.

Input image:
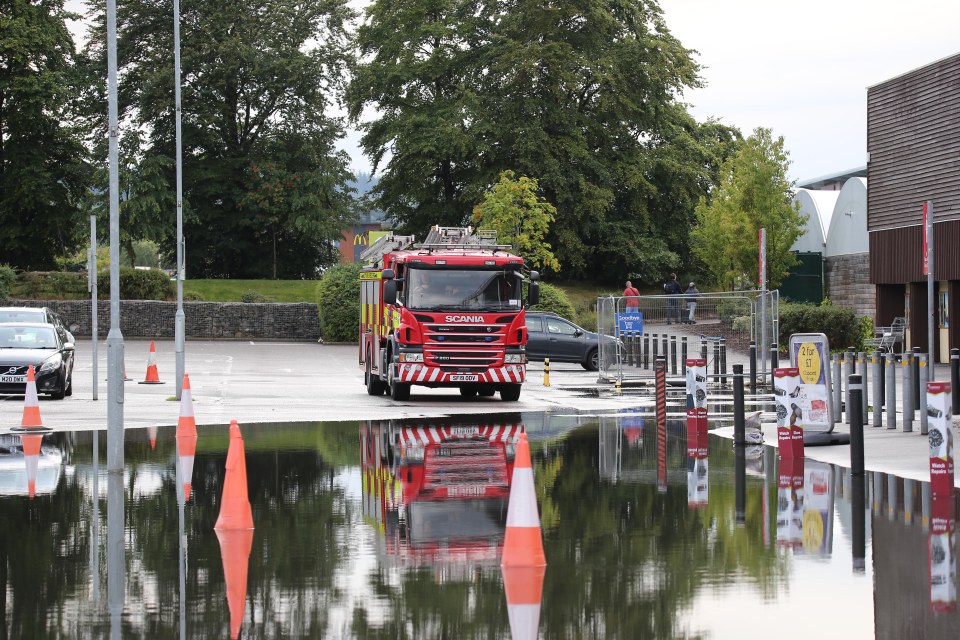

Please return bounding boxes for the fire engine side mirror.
[383,280,397,305]
[528,282,540,307]
[382,269,395,280]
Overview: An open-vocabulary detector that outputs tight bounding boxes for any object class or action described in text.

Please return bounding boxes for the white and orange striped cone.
[148,425,158,450]
[501,432,546,568]
[501,565,546,640]
[214,420,254,531]
[177,433,197,502]
[21,433,42,499]
[138,341,165,384]
[177,374,197,438]
[14,365,45,431]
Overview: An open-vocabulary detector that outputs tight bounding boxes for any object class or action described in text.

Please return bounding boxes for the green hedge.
[316,263,361,343]
[96,268,176,300]
[778,302,865,352]
[529,282,575,320]
[0,265,15,301]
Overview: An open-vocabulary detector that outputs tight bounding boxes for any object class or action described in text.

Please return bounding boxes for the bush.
[96,268,175,300]
[530,282,575,320]
[241,291,267,303]
[0,265,15,301]
[778,302,865,352]
[316,263,361,343]
[183,291,204,301]
[732,315,752,335]
[717,298,751,325]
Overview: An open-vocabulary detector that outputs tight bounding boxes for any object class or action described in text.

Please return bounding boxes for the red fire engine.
[359,226,540,401]
[360,420,522,568]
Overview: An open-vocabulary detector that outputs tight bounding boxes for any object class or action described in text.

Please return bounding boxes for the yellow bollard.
[543,358,551,387]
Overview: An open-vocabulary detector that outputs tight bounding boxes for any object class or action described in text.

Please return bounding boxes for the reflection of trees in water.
[536,424,785,639]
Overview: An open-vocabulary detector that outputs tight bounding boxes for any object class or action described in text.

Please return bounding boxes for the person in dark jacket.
[684,282,700,324]
[663,273,683,324]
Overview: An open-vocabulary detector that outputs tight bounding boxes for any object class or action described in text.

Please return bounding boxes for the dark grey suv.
[525,312,604,371]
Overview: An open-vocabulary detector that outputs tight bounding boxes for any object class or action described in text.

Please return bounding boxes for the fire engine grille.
[421,321,508,368]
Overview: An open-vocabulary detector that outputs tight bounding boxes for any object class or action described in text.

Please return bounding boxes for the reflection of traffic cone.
[177,374,197,438]
[216,528,254,640]
[214,420,254,530]
[177,434,197,501]
[21,434,42,499]
[138,341,165,384]
[148,425,158,450]
[501,432,546,567]
[21,365,43,428]
[501,565,546,640]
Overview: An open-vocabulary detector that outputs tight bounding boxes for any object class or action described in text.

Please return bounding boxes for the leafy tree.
[79,0,356,278]
[472,171,560,273]
[0,0,89,269]
[690,128,806,289]
[315,262,361,342]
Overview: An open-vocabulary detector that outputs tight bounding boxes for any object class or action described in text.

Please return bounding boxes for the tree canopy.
[690,127,807,290]
[79,0,357,277]
[0,0,90,269]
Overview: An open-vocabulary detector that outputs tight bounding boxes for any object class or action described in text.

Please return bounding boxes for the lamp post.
[173,0,186,399]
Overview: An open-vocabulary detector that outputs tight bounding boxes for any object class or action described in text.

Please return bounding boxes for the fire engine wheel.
[477,385,496,397]
[459,386,478,398]
[387,360,411,401]
[500,383,521,402]
[365,353,386,396]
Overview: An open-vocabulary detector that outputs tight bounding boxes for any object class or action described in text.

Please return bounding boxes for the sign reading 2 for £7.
[788,333,835,433]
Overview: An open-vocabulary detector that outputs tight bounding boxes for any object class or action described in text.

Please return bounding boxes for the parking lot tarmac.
[0,339,643,433]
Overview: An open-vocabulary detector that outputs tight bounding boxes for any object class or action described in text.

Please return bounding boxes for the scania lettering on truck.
[359,226,540,401]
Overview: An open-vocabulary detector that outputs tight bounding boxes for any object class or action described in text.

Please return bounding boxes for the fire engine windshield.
[403,268,521,311]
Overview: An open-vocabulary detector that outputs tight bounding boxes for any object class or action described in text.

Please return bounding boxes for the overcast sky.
[657,0,960,183]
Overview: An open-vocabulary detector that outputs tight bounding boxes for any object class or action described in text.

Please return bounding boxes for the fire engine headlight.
[399,353,423,362]
[504,354,525,364]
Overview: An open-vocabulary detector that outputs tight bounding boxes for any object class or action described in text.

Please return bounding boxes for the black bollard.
[952,348,959,415]
[733,363,745,446]
[912,346,921,412]
[681,337,688,375]
[662,335,668,365]
[643,333,650,369]
[849,374,864,476]
[770,342,779,388]
[851,473,866,572]
[720,338,727,388]
[652,333,659,365]
[878,349,885,407]
[700,341,707,362]
[670,335,677,375]
[749,340,757,395]
[713,341,720,377]
[734,446,746,525]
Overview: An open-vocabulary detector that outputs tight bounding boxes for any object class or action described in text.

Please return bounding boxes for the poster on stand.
[776,457,804,548]
[788,333,835,433]
[685,359,708,458]
[802,460,835,555]
[926,381,954,499]
[687,457,708,509]
[929,495,957,612]
[774,367,803,458]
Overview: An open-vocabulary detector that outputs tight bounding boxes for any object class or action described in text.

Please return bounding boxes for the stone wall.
[7,300,320,341]
[824,253,875,319]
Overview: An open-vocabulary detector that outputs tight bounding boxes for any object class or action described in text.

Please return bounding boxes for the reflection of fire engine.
[358,226,540,401]
[360,420,522,569]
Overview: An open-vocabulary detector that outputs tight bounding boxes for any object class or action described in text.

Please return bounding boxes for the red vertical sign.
[923,202,929,275]
[758,228,767,287]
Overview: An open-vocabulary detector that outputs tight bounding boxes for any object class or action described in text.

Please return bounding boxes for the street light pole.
[106,0,125,472]
[173,0,185,399]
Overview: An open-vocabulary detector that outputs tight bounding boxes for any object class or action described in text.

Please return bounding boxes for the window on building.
[939,291,949,328]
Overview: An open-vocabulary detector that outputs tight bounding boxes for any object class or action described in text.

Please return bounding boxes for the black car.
[0,323,75,399]
[525,312,613,371]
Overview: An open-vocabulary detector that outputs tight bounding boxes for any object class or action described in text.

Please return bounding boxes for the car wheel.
[50,373,66,400]
[65,371,73,397]
[366,350,385,396]
[500,383,521,401]
[583,348,599,371]
[459,386,478,398]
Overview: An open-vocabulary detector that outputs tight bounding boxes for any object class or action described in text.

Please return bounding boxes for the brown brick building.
[868,52,960,363]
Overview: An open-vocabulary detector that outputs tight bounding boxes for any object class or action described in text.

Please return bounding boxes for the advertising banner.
[776,456,804,548]
[687,457,708,510]
[685,359,708,458]
[616,311,643,335]
[802,460,835,555]
[788,333,835,433]
[927,381,954,499]
[774,367,804,458]
[929,495,957,612]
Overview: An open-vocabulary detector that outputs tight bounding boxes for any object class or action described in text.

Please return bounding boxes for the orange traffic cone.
[177,434,197,501]
[148,425,158,450]
[501,565,546,640]
[18,365,43,429]
[177,374,197,438]
[21,433,42,499]
[501,432,546,567]
[214,420,254,530]
[216,528,254,640]
[138,341,165,384]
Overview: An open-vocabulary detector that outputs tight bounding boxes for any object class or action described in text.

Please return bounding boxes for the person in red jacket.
[623,280,640,310]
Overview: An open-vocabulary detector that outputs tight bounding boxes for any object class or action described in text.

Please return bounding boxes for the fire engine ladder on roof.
[359,233,417,265]
[418,226,510,251]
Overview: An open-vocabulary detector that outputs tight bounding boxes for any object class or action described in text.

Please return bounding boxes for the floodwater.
[0,411,957,639]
